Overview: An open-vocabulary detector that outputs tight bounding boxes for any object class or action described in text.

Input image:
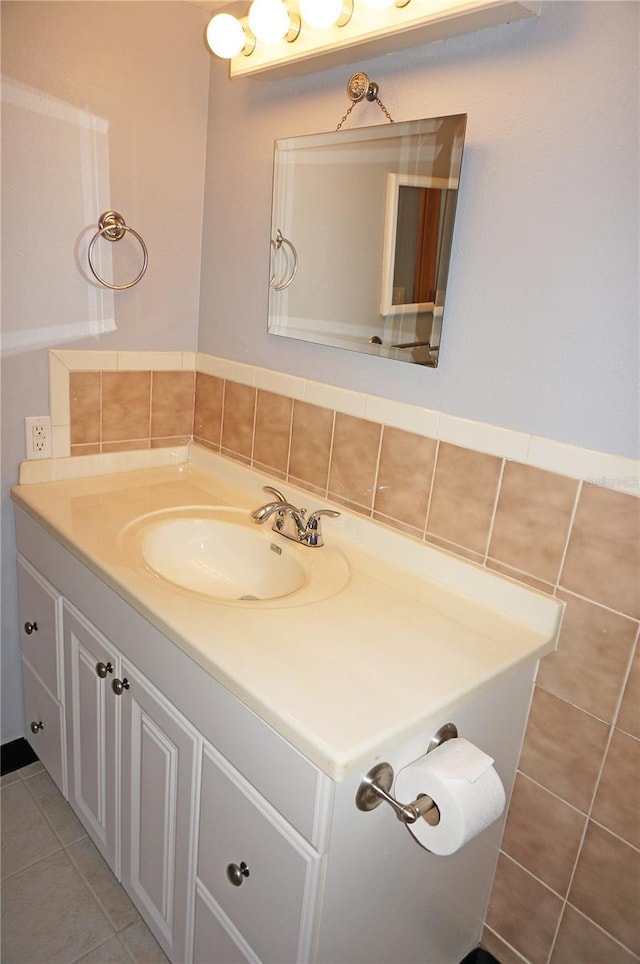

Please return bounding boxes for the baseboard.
[460,948,500,964]
[1,738,38,776]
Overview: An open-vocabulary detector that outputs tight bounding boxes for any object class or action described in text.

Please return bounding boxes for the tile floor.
[1,762,169,963]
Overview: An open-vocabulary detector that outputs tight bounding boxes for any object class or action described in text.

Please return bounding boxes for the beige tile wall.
[69,367,640,964]
[69,370,195,455]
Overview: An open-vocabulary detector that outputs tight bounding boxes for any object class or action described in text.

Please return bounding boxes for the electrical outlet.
[25,416,52,460]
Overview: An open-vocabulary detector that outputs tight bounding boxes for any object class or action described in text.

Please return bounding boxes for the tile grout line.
[481,455,507,565]
[284,395,294,480]
[553,478,583,595]
[324,409,337,500]
[370,422,385,520]
[482,923,531,964]
[421,437,440,541]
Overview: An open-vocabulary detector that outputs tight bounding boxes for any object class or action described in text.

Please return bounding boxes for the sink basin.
[119,506,349,607]
[141,516,304,600]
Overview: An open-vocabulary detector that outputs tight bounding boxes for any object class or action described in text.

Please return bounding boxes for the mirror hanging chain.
[336,72,395,130]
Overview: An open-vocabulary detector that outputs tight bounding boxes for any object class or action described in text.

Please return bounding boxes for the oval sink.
[119,506,350,607]
[141,516,305,600]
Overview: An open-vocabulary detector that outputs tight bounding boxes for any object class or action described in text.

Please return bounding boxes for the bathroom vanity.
[12,445,562,964]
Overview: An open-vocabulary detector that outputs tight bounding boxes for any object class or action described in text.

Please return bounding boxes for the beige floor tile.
[1,848,114,963]
[1,779,60,878]
[25,769,87,846]
[68,836,142,932]
[119,920,169,963]
[0,770,21,787]
[75,935,133,963]
[18,760,45,778]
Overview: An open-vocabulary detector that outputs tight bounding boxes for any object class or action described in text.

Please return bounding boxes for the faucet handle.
[305,508,340,546]
[307,508,340,526]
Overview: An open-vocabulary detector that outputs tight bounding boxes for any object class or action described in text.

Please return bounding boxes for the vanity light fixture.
[205,0,403,63]
[248,0,300,44]
[205,0,541,79]
[205,12,255,58]
[299,0,353,29]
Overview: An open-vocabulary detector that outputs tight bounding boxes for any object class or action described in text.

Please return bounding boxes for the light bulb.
[361,0,396,7]
[248,0,290,43]
[205,13,246,59]
[299,0,344,29]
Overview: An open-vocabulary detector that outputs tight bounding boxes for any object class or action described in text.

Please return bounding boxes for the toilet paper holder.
[355,722,458,824]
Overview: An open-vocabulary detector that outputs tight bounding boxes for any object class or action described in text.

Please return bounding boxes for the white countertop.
[12,444,562,780]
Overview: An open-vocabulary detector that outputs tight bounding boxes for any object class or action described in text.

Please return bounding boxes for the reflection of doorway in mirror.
[380,173,455,318]
[393,185,443,305]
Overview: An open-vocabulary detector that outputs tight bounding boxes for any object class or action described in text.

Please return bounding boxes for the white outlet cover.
[25,415,51,460]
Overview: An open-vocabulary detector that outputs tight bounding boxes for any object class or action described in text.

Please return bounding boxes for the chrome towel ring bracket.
[269,228,298,291]
[87,211,148,290]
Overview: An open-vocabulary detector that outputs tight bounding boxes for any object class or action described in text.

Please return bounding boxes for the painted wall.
[198,0,639,461]
[1,1,211,742]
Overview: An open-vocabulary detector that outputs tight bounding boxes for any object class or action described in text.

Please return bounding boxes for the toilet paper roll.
[394,738,506,856]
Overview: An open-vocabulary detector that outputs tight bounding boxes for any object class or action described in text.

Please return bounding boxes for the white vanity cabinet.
[14,492,553,964]
[17,555,66,794]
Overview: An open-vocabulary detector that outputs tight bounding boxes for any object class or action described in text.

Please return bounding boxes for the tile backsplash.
[53,350,639,964]
[69,370,194,454]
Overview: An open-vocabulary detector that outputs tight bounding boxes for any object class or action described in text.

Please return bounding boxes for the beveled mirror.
[267,114,466,367]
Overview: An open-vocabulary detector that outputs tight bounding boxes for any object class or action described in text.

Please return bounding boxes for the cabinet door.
[119,661,199,964]
[197,744,323,964]
[63,600,119,871]
[18,555,62,700]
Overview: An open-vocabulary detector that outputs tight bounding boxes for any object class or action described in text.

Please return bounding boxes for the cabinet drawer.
[194,884,255,964]
[22,659,66,793]
[18,555,62,699]
[198,744,322,964]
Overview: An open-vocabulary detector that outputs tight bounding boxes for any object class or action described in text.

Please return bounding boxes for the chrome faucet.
[251,486,340,547]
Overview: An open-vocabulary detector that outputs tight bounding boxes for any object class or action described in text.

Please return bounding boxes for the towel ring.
[269,229,298,291]
[87,211,148,290]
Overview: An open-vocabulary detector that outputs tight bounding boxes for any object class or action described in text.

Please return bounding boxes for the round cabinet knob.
[226,861,250,886]
[111,677,130,696]
[30,721,44,733]
[24,621,38,635]
[96,661,114,679]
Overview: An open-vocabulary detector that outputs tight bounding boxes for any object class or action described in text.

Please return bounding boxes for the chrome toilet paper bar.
[355,761,437,824]
[355,723,458,824]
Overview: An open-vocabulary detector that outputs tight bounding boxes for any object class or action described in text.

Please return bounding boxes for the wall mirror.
[267,114,466,367]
